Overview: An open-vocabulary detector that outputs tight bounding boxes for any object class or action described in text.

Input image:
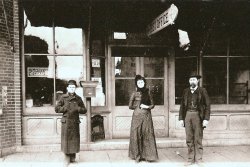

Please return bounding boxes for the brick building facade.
[0,0,21,157]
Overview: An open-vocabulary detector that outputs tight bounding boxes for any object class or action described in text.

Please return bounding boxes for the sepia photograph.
[0,0,250,166]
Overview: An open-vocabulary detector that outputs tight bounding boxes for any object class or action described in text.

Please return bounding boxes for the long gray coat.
[55,93,87,154]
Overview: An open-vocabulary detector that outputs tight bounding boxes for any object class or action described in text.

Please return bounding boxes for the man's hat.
[189,71,201,79]
[67,80,77,86]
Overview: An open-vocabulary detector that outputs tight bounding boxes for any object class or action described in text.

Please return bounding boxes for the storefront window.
[25,55,54,111]
[24,12,86,114]
[24,12,53,54]
[115,57,136,106]
[175,30,250,105]
[203,58,227,104]
[55,56,84,103]
[144,57,164,105]
[175,57,197,104]
[55,27,83,54]
[229,57,250,104]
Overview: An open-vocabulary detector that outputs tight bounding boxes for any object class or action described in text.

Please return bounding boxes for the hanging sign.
[147,4,178,36]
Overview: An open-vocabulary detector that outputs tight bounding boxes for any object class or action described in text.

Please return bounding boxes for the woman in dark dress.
[128,75,158,162]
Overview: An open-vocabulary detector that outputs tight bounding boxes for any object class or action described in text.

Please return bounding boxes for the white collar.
[190,86,198,93]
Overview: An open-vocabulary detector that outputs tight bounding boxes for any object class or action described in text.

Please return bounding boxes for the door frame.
[108,45,170,138]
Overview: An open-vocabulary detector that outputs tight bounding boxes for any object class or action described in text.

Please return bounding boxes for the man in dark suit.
[179,72,210,166]
[55,80,87,166]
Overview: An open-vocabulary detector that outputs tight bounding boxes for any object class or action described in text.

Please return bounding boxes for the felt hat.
[67,80,77,87]
[189,71,201,79]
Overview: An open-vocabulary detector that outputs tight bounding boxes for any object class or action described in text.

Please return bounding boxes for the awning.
[22,0,250,33]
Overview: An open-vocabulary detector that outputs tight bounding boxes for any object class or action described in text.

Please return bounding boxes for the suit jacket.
[179,87,210,121]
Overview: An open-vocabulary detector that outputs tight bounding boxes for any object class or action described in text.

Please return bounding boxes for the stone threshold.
[16,138,250,153]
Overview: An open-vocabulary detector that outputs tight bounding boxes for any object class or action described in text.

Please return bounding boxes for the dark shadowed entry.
[110,46,169,138]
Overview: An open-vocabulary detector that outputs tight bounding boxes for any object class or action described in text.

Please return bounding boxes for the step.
[16,138,250,153]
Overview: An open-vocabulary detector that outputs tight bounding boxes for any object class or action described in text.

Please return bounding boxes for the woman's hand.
[140,104,149,109]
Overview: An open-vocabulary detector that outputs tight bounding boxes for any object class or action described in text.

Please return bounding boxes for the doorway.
[110,46,169,138]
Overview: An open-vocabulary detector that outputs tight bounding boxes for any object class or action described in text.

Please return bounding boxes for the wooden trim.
[21,8,26,115]
[164,51,170,136]
[226,39,230,104]
[52,23,56,107]
[168,48,176,112]
[171,104,250,113]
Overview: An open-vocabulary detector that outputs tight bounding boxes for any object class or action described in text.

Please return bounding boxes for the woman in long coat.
[128,75,158,162]
[55,80,87,164]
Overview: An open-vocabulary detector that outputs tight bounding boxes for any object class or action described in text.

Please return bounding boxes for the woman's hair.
[135,74,146,89]
[135,75,151,105]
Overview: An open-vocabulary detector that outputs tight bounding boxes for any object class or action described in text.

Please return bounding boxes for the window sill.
[23,106,111,116]
[171,104,250,113]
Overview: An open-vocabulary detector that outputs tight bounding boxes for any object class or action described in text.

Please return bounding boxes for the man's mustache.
[190,83,197,87]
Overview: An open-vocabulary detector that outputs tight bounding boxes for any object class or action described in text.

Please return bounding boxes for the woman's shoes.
[135,156,141,163]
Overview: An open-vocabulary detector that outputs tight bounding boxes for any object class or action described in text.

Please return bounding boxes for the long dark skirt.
[128,109,158,161]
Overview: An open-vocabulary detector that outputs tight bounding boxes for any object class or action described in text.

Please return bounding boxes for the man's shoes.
[184,161,194,166]
[135,156,141,163]
[63,155,70,167]
[196,159,205,167]
[70,157,76,163]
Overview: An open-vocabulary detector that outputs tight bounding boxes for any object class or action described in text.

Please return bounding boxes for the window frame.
[22,21,109,115]
[171,41,250,112]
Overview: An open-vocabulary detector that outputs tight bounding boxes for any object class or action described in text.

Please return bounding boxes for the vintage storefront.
[18,0,250,147]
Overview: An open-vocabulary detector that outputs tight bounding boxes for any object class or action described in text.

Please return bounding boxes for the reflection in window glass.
[24,12,53,54]
[203,58,227,104]
[147,79,164,105]
[55,56,84,103]
[229,57,250,104]
[175,57,197,104]
[25,55,54,108]
[115,57,136,77]
[55,27,83,54]
[144,57,164,78]
[115,79,135,106]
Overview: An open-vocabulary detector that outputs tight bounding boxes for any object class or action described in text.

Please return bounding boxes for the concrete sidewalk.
[1,146,250,167]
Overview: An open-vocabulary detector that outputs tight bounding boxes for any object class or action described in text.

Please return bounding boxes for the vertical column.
[85,4,92,143]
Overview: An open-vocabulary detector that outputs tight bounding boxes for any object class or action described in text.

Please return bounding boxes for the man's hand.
[203,120,209,128]
[179,120,184,127]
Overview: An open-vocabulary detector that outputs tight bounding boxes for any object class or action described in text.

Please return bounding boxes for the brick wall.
[0,0,22,157]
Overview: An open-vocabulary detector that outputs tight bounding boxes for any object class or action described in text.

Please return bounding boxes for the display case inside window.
[229,57,250,104]
[25,55,54,111]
